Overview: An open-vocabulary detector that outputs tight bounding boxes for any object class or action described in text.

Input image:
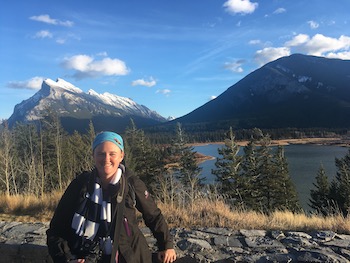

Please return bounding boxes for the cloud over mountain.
[62,55,130,79]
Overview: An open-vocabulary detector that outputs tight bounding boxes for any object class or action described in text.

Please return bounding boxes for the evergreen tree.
[124,119,139,173]
[240,140,260,210]
[66,131,93,180]
[330,149,350,215]
[253,132,300,213]
[309,165,331,215]
[82,120,95,170]
[213,128,300,213]
[124,119,165,193]
[254,132,275,213]
[171,123,203,204]
[272,146,300,212]
[212,127,242,201]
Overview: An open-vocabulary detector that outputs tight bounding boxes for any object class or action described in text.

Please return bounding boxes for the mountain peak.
[8,78,166,132]
[43,78,83,94]
[174,54,350,129]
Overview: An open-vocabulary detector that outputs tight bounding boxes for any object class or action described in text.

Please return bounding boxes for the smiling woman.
[46,131,177,263]
[92,132,125,188]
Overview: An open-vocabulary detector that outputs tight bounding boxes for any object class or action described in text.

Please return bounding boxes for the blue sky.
[1,0,350,120]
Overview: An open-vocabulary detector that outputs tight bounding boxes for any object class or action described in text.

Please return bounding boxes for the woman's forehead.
[94,141,121,151]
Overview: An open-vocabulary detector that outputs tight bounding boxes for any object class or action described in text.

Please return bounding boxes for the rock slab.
[1,222,350,262]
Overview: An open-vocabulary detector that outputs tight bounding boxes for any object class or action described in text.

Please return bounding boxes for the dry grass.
[0,192,60,222]
[158,199,350,234]
[1,193,350,234]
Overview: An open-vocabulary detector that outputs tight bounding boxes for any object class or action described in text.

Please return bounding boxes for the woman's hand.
[158,248,177,263]
[69,259,85,263]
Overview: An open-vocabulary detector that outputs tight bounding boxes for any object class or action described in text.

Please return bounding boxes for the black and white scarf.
[71,165,125,256]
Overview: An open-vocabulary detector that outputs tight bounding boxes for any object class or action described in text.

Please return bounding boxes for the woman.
[47,131,177,263]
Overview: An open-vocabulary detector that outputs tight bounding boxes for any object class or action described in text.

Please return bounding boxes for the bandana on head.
[92,131,124,152]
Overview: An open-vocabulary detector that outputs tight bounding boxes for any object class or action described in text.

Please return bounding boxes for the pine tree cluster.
[1,113,348,216]
[309,149,350,216]
[212,128,301,214]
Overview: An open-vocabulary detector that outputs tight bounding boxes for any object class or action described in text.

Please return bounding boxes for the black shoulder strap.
[110,174,126,263]
[128,175,137,207]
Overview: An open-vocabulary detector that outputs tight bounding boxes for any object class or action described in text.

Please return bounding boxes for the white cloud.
[224,61,244,73]
[308,20,319,29]
[326,51,350,60]
[55,34,81,45]
[131,77,156,87]
[285,34,310,47]
[97,51,108,57]
[62,54,130,79]
[210,95,217,100]
[254,47,291,66]
[34,30,53,39]
[287,34,350,56]
[30,14,73,27]
[253,33,350,66]
[223,0,258,15]
[156,89,171,95]
[56,38,66,44]
[7,76,44,90]
[249,39,261,45]
[273,8,286,14]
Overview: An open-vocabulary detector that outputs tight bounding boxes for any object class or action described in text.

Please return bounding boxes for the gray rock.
[312,230,336,242]
[177,238,213,252]
[2,222,350,262]
[245,236,285,249]
[240,229,266,237]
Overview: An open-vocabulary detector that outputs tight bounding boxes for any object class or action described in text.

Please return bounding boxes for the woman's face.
[93,141,124,184]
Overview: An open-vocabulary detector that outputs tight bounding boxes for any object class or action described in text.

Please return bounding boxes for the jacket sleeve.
[46,173,88,262]
[129,176,174,251]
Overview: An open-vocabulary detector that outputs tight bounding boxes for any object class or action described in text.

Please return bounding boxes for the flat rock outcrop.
[1,222,350,262]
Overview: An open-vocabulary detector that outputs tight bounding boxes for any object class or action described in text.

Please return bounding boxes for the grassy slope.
[1,193,349,234]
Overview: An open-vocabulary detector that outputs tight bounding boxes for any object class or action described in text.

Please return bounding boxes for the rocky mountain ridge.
[7,78,166,133]
[6,54,350,134]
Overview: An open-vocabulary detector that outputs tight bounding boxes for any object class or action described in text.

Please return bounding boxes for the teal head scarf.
[92,131,124,152]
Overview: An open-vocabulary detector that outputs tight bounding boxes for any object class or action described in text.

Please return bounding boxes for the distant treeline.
[144,121,349,144]
[1,114,350,216]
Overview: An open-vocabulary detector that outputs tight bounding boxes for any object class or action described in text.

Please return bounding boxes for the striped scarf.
[71,165,124,256]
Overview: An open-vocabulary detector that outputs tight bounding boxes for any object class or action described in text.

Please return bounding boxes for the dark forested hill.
[173,54,350,130]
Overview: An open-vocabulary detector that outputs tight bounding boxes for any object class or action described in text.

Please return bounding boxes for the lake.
[193,143,349,211]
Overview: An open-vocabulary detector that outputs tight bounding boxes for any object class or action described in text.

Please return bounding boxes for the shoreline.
[191,137,350,147]
[193,137,350,164]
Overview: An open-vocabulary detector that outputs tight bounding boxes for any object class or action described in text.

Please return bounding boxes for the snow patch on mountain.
[298,76,312,83]
[8,78,166,126]
[45,78,83,94]
[276,64,291,73]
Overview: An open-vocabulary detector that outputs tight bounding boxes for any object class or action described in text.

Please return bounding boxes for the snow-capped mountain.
[8,78,166,132]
